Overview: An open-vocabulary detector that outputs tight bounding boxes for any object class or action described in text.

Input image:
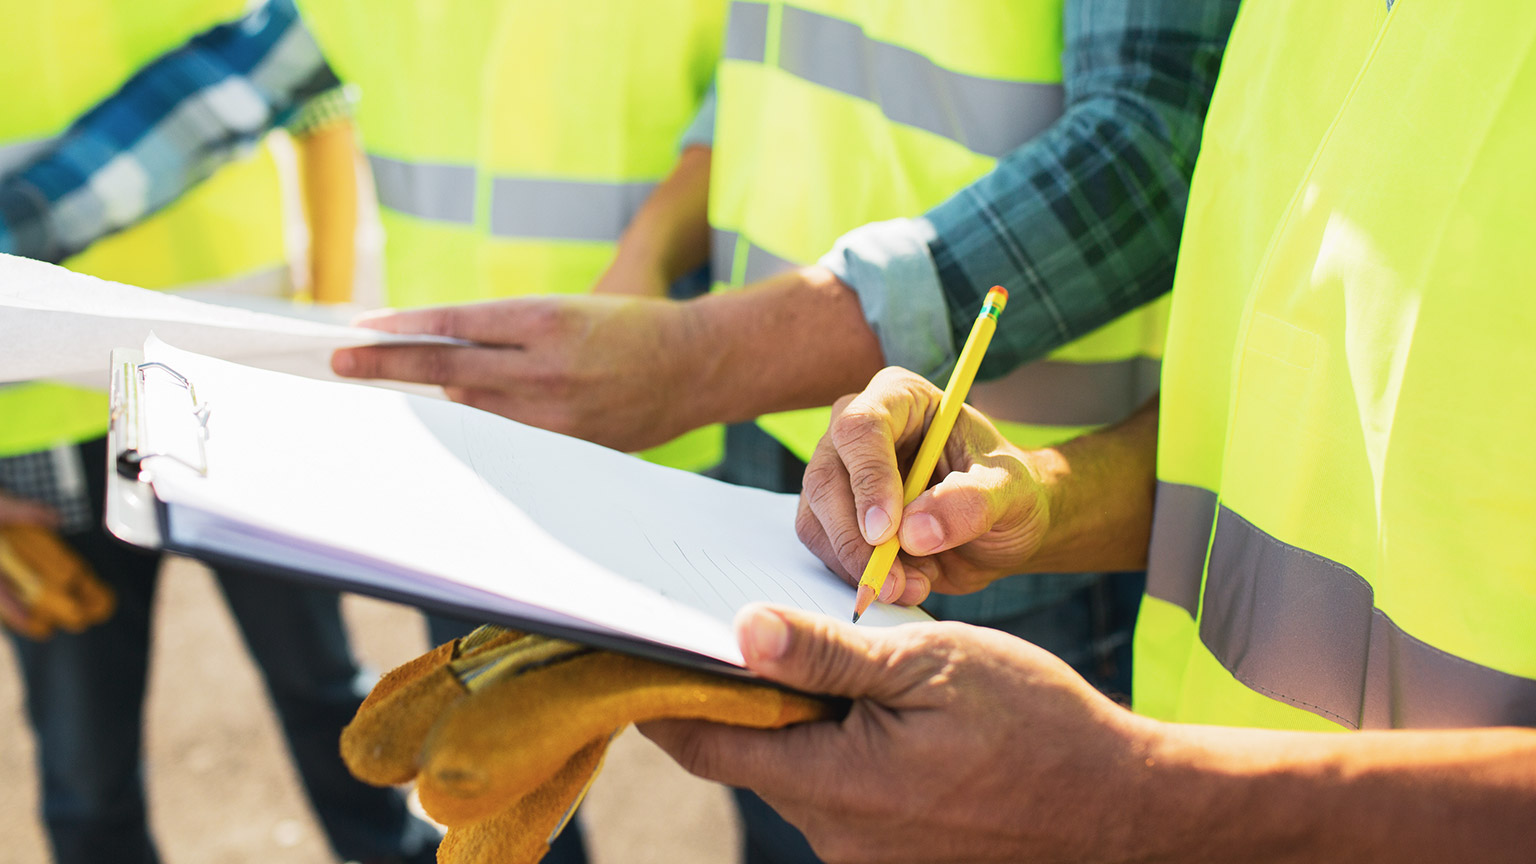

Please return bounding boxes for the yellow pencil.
[852,286,1008,623]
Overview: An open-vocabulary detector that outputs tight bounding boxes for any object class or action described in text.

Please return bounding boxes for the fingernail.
[877,574,899,604]
[862,506,892,543]
[331,351,354,376]
[902,513,943,554]
[742,609,790,663]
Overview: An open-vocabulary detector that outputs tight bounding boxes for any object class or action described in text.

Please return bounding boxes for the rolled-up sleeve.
[0,0,340,263]
[824,0,1241,383]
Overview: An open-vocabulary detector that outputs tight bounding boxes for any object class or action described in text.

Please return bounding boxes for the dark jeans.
[718,425,1145,864]
[7,438,439,864]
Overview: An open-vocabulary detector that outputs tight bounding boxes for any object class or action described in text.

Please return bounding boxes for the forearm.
[596,145,713,296]
[1139,720,1536,862]
[678,266,884,427]
[1020,396,1158,573]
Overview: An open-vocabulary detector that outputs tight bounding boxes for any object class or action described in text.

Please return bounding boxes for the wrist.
[655,296,724,438]
[1013,444,1072,572]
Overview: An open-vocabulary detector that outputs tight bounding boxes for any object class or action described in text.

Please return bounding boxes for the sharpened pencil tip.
[851,583,876,624]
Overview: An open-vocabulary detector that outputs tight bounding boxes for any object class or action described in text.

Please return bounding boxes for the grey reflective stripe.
[0,137,53,174]
[723,0,769,62]
[971,357,1160,429]
[1201,505,1536,729]
[369,154,657,243]
[368,154,476,225]
[725,2,1064,158]
[711,229,739,282]
[1145,482,1217,616]
[710,228,800,285]
[489,178,657,243]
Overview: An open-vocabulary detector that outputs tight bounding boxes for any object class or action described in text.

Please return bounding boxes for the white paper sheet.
[133,337,929,669]
[0,252,446,388]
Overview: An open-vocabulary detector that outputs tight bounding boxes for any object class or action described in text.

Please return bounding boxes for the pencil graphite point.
[852,583,876,623]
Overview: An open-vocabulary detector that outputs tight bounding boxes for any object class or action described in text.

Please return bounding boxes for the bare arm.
[593,145,714,297]
[642,604,1536,864]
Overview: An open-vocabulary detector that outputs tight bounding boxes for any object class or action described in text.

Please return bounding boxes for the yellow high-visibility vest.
[709,0,1166,463]
[0,0,292,458]
[296,0,726,472]
[1136,0,1536,730]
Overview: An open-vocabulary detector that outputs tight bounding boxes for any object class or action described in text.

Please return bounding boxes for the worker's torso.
[298,0,725,309]
[296,0,726,471]
[0,0,293,457]
[708,0,1165,463]
[1137,0,1536,730]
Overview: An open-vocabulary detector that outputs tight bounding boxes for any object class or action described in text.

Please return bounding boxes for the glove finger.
[31,584,88,631]
[0,532,44,601]
[342,625,529,785]
[343,656,466,785]
[73,576,116,627]
[2,526,101,632]
[0,581,50,640]
[435,736,609,864]
[419,648,832,826]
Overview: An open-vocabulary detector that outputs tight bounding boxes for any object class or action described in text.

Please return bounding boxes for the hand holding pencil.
[794,287,1054,617]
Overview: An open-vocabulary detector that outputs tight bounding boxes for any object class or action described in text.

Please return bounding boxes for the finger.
[891,556,933,606]
[828,369,943,546]
[799,438,906,600]
[793,494,856,585]
[331,344,521,390]
[348,293,577,344]
[638,716,851,803]
[897,460,1019,557]
[735,604,927,703]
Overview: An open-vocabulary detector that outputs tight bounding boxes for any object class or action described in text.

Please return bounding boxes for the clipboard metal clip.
[112,359,211,479]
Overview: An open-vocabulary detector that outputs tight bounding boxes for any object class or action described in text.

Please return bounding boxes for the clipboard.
[104,342,930,678]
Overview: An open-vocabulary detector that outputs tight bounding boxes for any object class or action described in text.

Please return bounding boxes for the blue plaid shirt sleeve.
[0,0,340,264]
[823,0,1242,383]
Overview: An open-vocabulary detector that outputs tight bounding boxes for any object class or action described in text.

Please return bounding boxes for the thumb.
[897,459,1026,557]
[736,604,913,703]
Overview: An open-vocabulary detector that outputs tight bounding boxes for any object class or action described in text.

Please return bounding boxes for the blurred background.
[0,556,740,864]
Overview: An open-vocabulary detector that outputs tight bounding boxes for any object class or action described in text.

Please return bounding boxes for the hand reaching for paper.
[341,624,832,864]
[330,295,708,453]
[0,491,114,640]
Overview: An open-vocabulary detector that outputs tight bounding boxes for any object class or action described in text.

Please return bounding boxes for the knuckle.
[662,728,720,781]
[827,522,870,571]
[844,455,893,500]
[828,406,884,452]
[800,459,846,507]
[953,488,995,540]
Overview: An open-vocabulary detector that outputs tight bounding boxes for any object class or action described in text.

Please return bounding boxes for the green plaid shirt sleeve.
[823,0,1242,383]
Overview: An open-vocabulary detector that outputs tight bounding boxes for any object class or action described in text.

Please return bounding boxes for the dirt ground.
[0,556,741,864]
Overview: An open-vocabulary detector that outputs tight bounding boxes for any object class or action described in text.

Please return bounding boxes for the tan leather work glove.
[342,625,833,864]
[0,523,114,640]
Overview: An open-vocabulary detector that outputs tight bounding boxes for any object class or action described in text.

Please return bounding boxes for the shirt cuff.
[284,84,355,137]
[678,83,717,151]
[818,217,957,383]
